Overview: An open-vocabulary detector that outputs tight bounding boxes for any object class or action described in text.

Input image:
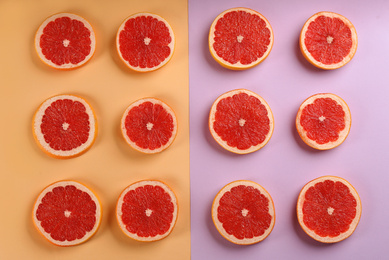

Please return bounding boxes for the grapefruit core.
[209,7,274,70]
[121,98,178,154]
[32,180,102,246]
[35,13,96,69]
[296,93,351,150]
[300,11,357,70]
[32,94,97,159]
[209,89,274,154]
[297,176,362,243]
[116,12,175,72]
[116,180,178,242]
[212,180,275,245]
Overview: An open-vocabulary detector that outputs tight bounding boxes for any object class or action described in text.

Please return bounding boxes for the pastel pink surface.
[189,0,389,259]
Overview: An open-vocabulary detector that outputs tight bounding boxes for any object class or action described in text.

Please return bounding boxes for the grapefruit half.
[297,176,362,243]
[32,94,97,159]
[209,7,274,70]
[121,98,178,154]
[35,13,96,69]
[296,93,351,150]
[116,13,175,72]
[209,89,274,154]
[32,180,102,246]
[212,180,275,245]
[116,180,178,242]
[300,11,357,70]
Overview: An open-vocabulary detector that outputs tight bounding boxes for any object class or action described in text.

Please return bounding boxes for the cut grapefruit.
[296,93,351,150]
[32,94,97,159]
[300,11,357,70]
[212,180,275,245]
[209,7,274,70]
[116,12,175,72]
[116,180,178,242]
[209,89,274,154]
[297,176,362,243]
[121,98,177,154]
[32,180,102,246]
[35,13,96,69]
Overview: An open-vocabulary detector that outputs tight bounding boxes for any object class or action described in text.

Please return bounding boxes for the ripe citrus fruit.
[116,12,175,72]
[35,13,96,69]
[32,94,98,159]
[212,180,275,245]
[300,11,358,70]
[209,89,274,154]
[121,98,178,154]
[32,180,102,246]
[296,93,351,150]
[297,176,362,243]
[116,180,178,242]
[209,7,274,70]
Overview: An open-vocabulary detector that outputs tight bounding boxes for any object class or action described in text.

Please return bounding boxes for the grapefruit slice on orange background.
[209,7,274,70]
[35,13,96,70]
[32,180,102,246]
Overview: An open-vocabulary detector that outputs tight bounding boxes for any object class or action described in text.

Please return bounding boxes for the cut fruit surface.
[32,94,97,159]
[32,180,102,246]
[116,12,175,72]
[297,176,362,243]
[209,7,273,70]
[121,98,177,154]
[116,180,178,242]
[300,11,357,70]
[212,180,275,245]
[35,13,96,69]
[296,93,351,150]
[209,89,274,154]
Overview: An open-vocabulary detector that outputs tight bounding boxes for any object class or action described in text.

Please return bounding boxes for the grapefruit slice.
[296,93,351,150]
[35,13,96,69]
[121,98,178,154]
[297,176,362,243]
[300,11,357,70]
[209,7,274,70]
[209,89,274,154]
[116,13,175,72]
[32,180,102,246]
[212,180,275,245]
[116,180,178,242]
[32,94,97,159]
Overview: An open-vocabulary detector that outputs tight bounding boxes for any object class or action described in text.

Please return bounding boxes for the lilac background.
[189,0,389,259]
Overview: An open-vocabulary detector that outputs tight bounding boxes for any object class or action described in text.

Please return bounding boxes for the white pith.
[33,94,96,158]
[121,98,177,154]
[116,12,175,72]
[212,180,275,245]
[116,180,178,242]
[209,89,274,154]
[296,93,351,150]
[32,180,102,246]
[296,176,362,243]
[35,13,96,69]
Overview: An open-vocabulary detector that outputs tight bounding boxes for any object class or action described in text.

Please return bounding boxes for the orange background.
[0,0,190,259]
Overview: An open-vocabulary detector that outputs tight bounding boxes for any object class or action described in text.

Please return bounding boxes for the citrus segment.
[32,180,102,246]
[212,180,275,245]
[209,89,274,154]
[116,13,175,72]
[116,180,178,242]
[35,13,96,69]
[300,11,357,70]
[296,93,351,150]
[33,94,97,159]
[209,7,273,70]
[297,176,362,243]
[121,98,177,154]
